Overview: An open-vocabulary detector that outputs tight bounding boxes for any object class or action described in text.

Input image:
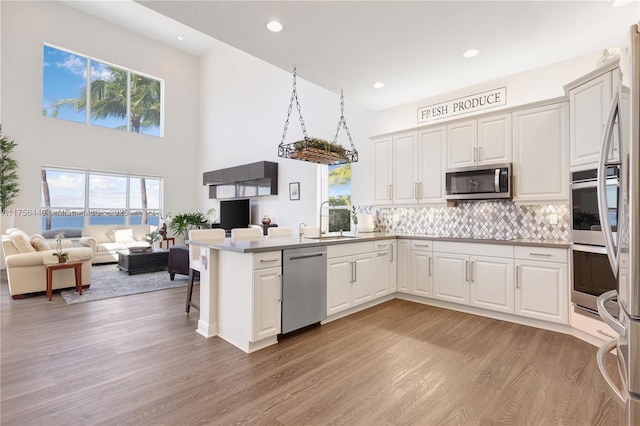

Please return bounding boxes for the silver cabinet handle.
[350,261,355,283]
[470,261,474,282]
[415,182,419,200]
[260,258,280,263]
[354,261,357,282]
[389,245,394,262]
[528,252,552,257]
[516,265,520,288]
[377,252,387,257]
[465,260,469,282]
[277,273,282,302]
[389,184,393,200]
[428,257,432,277]
[473,147,477,162]
[478,146,482,161]
[596,339,625,404]
[377,244,388,248]
[414,244,430,248]
[419,182,423,200]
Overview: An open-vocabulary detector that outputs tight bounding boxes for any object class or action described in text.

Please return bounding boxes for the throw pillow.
[30,234,50,251]
[113,229,135,244]
[105,230,116,242]
[9,230,36,253]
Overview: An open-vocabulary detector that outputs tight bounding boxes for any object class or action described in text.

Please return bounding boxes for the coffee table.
[117,248,169,275]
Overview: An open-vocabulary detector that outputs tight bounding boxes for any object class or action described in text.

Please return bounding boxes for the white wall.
[372,51,602,136]
[198,39,376,229]
[0,1,201,235]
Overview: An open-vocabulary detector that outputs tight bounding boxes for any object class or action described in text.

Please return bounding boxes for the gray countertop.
[188,232,570,253]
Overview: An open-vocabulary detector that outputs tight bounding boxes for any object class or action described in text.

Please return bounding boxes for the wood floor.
[1,273,621,425]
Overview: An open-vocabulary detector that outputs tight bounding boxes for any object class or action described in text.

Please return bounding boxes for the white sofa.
[80,224,156,264]
[1,228,93,299]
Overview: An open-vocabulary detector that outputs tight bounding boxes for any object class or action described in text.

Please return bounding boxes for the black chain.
[280,67,308,146]
[333,90,356,150]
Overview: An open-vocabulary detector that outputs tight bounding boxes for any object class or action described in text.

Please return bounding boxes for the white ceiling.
[64,1,639,111]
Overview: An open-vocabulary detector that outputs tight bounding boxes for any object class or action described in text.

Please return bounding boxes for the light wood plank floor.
[1,273,620,425]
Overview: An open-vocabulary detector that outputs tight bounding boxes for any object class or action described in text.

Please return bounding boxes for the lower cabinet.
[326,242,374,316]
[251,251,282,342]
[411,241,433,297]
[514,246,569,324]
[397,240,412,293]
[433,242,515,315]
[372,240,397,297]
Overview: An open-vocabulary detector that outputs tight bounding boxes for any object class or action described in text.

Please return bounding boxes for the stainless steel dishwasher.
[281,246,327,334]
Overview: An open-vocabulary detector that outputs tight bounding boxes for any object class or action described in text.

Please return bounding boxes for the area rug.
[60,264,189,304]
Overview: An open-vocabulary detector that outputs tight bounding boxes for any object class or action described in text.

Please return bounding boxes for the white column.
[196,247,219,338]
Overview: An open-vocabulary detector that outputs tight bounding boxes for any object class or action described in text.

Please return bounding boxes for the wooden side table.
[160,237,175,249]
[45,261,83,301]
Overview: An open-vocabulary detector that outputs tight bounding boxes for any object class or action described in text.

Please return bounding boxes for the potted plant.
[0,125,20,215]
[169,212,207,241]
[145,231,162,246]
[52,233,69,263]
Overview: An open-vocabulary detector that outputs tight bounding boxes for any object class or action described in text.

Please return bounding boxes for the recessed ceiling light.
[177,36,184,41]
[372,82,385,89]
[267,21,283,32]
[463,49,479,58]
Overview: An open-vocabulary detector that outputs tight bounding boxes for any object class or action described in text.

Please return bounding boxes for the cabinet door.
[373,137,393,204]
[397,240,412,293]
[352,254,373,305]
[433,252,469,304]
[418,126,446,204]
[512,102,569,203]
[411,250,433,297]
[447,120,477,168]
[477,113,511,165]
[469,255,514,314]
[515,260,568,324]
[569,72,612,168]
[327,256,353,315]
[373,250,390,297]
[393,132,418,204]
[252,267,282,341]
[388,242,397,292]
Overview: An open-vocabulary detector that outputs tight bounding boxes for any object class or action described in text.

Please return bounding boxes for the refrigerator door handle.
[597,91,620,276]
[597,290,626,337]
[596,338,626,404]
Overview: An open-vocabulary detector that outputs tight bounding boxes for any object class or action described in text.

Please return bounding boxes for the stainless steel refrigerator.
[596,22,640,426]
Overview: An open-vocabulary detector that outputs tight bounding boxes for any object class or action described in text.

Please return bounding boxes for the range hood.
[203,161,278,199]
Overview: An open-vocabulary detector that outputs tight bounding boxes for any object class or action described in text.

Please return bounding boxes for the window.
[324,163,352,232]
[42,44,163,136]
[40,167,163,231]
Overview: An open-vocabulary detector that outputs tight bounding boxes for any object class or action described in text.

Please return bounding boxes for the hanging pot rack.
[278,67,358,165]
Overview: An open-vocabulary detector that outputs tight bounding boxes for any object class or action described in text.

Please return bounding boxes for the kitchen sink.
[304,235,357,241]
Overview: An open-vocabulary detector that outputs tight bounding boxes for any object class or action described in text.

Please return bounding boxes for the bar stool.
[267,227,293,237]
[230,227,262,242]
[186,228,226,315]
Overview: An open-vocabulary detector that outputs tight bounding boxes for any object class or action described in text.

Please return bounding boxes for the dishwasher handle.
[288,253,325,261]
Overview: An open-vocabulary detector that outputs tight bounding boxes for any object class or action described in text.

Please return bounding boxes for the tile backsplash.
[359,201,570,241]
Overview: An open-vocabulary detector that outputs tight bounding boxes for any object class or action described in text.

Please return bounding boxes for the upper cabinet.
[447,113,511,169]
[566,65,618,170]
[372,127,447,206]
[512,101,569,204]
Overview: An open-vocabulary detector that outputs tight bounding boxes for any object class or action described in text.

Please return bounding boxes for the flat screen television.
[219,199,251,231]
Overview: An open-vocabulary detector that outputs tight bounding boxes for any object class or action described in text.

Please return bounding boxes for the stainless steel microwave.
[445,163,512,201]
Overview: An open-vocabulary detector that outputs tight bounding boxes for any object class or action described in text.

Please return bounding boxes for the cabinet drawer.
[253,251,282,269]
[515,246,567,263]
[327,241,374,258]
[411,240,433,251]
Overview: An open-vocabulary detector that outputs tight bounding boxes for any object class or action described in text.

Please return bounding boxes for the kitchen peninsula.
[189,233,572,353]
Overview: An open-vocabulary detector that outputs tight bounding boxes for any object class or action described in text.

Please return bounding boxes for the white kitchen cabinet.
[252,266,282,341]
[433,242,514,314]
[393,131,419,204]
[417,126,447,204]
[397,239,412,293]
[411,243,433,297]
[514,246,569,325]
[373,136,393,204]
[469,255,514,314]
[447,113,511,169]
[326,242,374,316]
[512,101,569,204]
[565,64,621,170]
[372,240,397,297]
[372,127,446,206]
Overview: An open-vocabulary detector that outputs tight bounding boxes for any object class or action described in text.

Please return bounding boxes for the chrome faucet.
[298,222,307,239]
[319,200,330,238]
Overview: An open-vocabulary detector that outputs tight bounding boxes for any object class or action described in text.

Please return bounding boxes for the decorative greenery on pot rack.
[278,68,358,165]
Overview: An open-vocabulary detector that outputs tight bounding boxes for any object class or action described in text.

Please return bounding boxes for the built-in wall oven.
[570,166,619,316]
